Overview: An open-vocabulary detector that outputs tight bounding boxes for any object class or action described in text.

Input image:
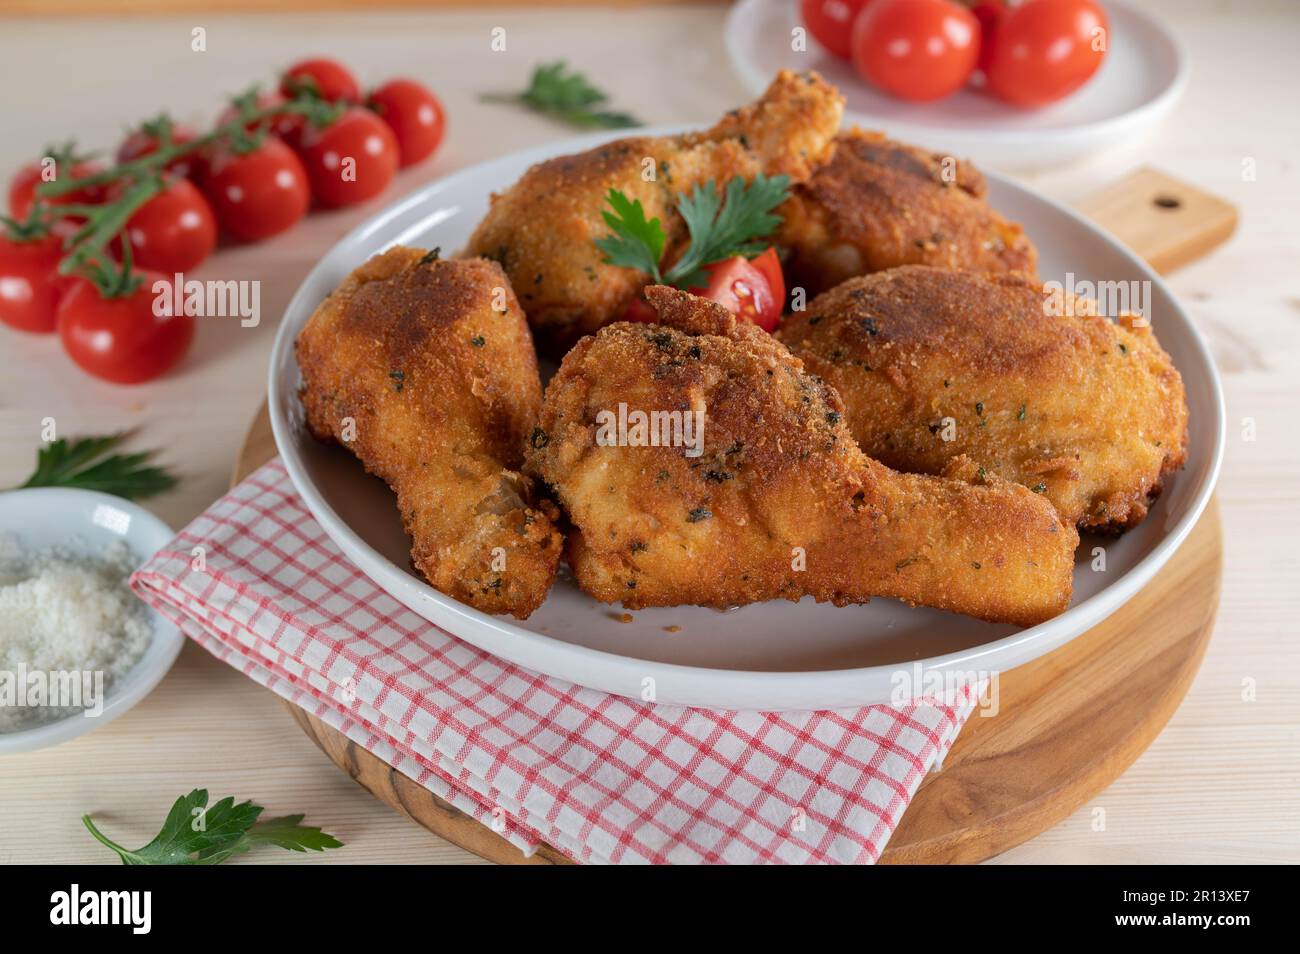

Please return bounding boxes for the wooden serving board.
[232,167,1231,864]
[235,410,1221,865]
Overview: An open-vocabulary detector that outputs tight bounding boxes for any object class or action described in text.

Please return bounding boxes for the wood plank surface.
[1,1,1296,865]
[0,0,721,16]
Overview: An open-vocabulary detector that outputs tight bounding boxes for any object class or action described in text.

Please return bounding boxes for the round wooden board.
[236,403,1221,864]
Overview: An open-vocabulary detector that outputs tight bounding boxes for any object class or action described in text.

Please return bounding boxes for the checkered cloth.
[131,459,982,864]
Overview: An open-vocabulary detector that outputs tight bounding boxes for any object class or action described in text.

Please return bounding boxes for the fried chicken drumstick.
[464,70,844,353]
[777,129,1037,298]
[527,285,1077,626]
[777,266,1189,531]
[297,247,562,619]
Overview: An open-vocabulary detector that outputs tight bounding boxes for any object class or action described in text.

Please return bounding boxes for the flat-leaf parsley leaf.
[16,433,177,500]
[597,174,791,289]
[82,789,343,865]
[481,62,641,130]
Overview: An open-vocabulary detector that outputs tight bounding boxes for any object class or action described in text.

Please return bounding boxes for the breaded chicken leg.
[296,247,562,618]
[777,129,1037,298]
[463,70,843,353]
[777,266,1189,531]
[527,285,1076,626]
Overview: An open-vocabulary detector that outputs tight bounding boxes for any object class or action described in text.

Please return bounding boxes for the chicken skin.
[296,247,562,618]
[777,267,1189,531]
[527,285,1077,627]
[463,70,844,354]
[777,129,1037,298]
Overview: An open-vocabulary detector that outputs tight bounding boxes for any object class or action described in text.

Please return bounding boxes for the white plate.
[0,489,184,752]
[725,0,1188,169]
[268,126,1223,711]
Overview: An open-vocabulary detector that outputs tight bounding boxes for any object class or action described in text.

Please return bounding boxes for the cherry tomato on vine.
[367,79,446,167]
[0,233,65,334]
[117,118,201,180]
[983,0,1108,108]
[122,178,217,274]
[281,58,361,103]
[695,252,783,332]
[57,271,196,384]
[216,91,307,150]
[203,137,310,242]
[851,0,980,102]
[8,156,107,222]
[297,107,399,208]
[800,0,873,60]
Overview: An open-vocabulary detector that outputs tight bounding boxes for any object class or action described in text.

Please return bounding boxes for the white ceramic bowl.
[0,488,184,753]
[724,0,1188,170]
[268,126,1223,711]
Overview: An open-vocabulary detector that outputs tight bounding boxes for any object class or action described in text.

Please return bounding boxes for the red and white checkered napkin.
[131,459,980,865]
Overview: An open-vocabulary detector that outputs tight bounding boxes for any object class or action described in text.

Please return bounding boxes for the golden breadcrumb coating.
[777,129,1037,297]
[528,285,1076,627]
[463,70,844,354]
[296,247,562,618]
[777,266,1189,531]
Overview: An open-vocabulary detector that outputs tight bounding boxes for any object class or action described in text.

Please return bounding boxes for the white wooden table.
[1,1,1297,864]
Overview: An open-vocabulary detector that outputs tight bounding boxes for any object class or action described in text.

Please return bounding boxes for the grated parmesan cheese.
[0,536,151,732]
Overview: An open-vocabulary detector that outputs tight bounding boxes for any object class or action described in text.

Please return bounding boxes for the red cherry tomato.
[122,178,217,274]
[203,137,310,242]
[749,247,786,314]
[851,0,980,102]
[367,79,446,167]
[118,118,201,180]
[57,272,196,384]
[621,298,658,323]
[297,107,399,208]
[696,255,782,333]
[0,233,65,334]
[8,157,107,222]
[984,0,1108,108]
[281,58,361,103]
[216,91,307,150]
[971,1,1006,74]
[800,0,873,60]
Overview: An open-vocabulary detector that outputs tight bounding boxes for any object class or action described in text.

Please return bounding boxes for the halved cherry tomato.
[203,137,310,242]
[0,233,65,333]
[621,298,658,323]
[117,117,201,180]
[8,156,107,222]
[368,79,446,167]
[983,0,1108,108]
[696,254,782,332]
[800,0,873,60]
[851,0,980,102]
[281,58,361,103]
[749,246,786,314]
[122,178,217,273]
[297,107,399,208]
[57,271,196,384]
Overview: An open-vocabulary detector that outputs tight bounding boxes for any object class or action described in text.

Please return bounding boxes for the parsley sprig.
[83,789,343,865]
[482,61,641,130]
[596,173,791,289]
[16,433,177,500]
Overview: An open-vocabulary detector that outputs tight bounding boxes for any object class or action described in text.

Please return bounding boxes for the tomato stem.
[37,94,337,199]
[22,88,341,299]
[0,206,56,242]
